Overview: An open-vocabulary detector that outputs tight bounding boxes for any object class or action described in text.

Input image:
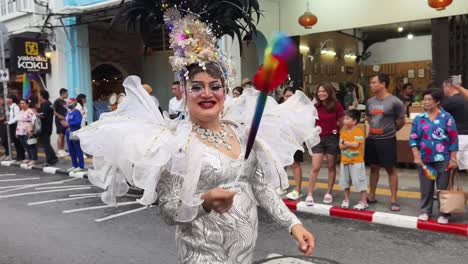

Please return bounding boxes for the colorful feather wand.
[244,32,296,159]
[422,164,437,180]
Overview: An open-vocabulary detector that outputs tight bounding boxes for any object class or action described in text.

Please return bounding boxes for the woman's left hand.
[447,159,457,170]
[291,224,315,256]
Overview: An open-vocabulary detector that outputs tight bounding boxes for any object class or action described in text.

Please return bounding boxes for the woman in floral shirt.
[16,99,39,165]
[409,88,458,225]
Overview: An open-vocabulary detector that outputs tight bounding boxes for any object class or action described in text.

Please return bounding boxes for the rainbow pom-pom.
[422,164,437,180]
[245,33,296,160]
[253,32,296,93]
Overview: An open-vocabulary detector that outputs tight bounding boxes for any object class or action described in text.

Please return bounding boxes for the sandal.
[390,202,401,211]
[353,202,369,210]
[341,200,350,209]
[323,193,333,204]
[366,198,378,204]
[305,195,315,206]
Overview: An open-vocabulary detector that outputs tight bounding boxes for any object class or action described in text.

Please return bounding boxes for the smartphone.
[451,75,462,85]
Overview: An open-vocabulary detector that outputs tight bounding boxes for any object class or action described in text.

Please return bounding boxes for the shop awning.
[53,0,131,18]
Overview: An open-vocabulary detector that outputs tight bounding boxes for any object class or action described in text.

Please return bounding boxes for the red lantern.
[428,0,453,11]
[298,11,318,29]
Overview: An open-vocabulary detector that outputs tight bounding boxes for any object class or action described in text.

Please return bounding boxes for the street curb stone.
[284,199,468,237]
[2,161,466,237]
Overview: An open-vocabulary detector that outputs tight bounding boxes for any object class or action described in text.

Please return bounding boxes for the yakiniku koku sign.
[10,38,51,73]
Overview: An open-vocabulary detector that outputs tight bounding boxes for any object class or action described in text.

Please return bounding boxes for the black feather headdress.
[113,0,261,49]
[113,0,261,86]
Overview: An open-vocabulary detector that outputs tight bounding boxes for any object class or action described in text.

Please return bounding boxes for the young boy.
[339,110,369,210]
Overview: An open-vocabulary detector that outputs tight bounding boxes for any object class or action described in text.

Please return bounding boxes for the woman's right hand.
[201,188,236,214]
[414,156,424,167]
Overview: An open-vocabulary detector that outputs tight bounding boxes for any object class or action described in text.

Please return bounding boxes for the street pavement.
[0,167,467,264]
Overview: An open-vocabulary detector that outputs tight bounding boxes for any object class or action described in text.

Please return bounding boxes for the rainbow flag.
[22,74,31,99]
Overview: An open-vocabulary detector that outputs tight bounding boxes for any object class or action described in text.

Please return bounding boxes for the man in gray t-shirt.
[367,95,405,139]
[365,73,405,211]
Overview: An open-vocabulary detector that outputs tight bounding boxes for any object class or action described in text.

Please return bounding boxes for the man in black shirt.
[398,83,414,117]
[442,81,468,171]
[39,90,58,165]
[54,88,68,157]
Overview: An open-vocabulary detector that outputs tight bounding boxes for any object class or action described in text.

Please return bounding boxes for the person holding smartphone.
[442,76,468,172]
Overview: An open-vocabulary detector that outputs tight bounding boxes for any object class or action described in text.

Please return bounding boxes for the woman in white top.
[6,95,25,161]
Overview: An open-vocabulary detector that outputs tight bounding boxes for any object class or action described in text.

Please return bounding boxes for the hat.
[68,98,77,105]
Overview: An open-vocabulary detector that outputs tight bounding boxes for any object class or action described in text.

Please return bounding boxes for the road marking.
[62,201,139,214]
[28,195,98,205]
[0,178,80,192]
[0,184,34,190]
[35,185,92,190]
[0,173,16,177]
[0,187,91,199]
[95,206,148,222]
[0,186,35,194]
[0,177,39,182]
[289,180,421,199]
[69,193,101,197]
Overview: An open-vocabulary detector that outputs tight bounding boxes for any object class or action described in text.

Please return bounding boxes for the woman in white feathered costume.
[76,5,321,264]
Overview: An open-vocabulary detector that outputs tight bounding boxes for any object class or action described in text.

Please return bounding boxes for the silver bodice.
[157,127,301,264]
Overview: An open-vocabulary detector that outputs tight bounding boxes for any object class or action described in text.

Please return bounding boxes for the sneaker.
[305,195,315,206]
[73,167,84,172]
[286,190,301,200]
[353,202,369,210]
[437,216,449,225]
[0,155,6,161]
[57,150,69,158]
[27,160,40,166]
[418,213,429,221]
[21,159,30,164]
[323,193,333,204]
[67,167,77,172]
[341,200,350,209]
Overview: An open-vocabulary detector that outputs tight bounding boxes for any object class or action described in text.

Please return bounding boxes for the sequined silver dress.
[76,76,319,264]
[157,126,301,264]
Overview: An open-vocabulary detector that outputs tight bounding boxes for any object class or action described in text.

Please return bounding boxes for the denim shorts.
[311,134,340,155]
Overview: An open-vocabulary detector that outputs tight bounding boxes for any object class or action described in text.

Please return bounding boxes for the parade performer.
[76,1,321,263]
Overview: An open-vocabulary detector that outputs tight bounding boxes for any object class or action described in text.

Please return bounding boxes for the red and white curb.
[283,199,468,237]
[1,161,88,179]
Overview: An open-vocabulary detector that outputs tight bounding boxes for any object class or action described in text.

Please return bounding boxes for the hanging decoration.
[298,0,318,29]
[428,0,453,11]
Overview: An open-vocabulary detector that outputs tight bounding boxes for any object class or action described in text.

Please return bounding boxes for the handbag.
[438,170,468,214]
[33,117,42,135]
[69,130,80,141]
[27,137,37,145]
